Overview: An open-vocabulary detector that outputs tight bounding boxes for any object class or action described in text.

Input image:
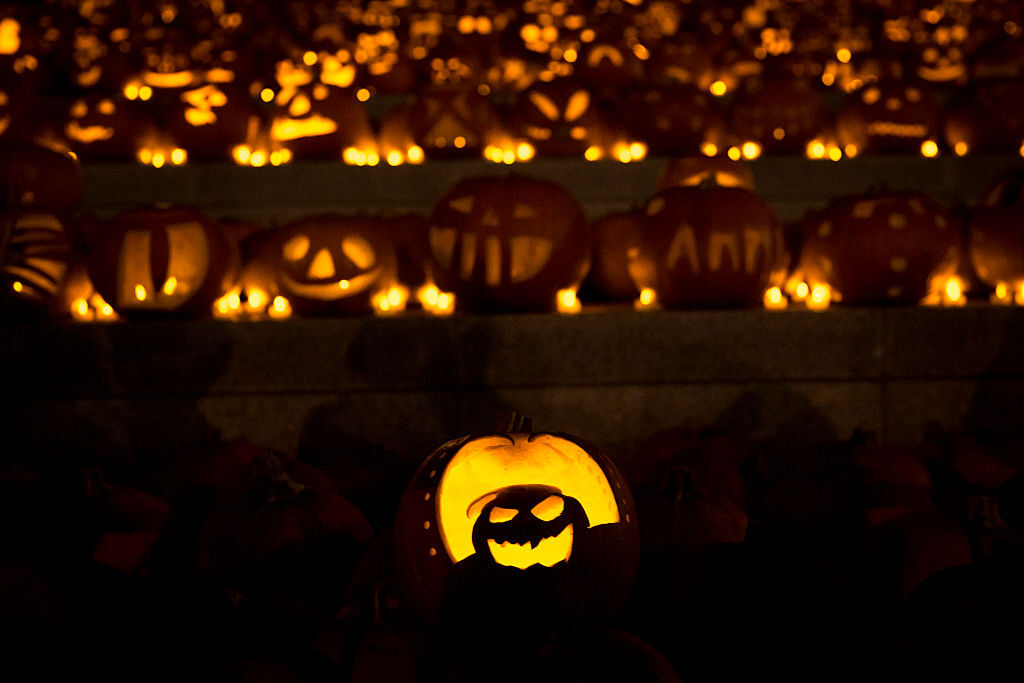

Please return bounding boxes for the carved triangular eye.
[564,90,590,122]
[529,91,561,121]
[449,196,475,214]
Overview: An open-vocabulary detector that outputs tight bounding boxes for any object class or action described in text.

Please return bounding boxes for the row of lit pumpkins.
[6,74,1024,171]
[3,152,1024,323]
[2,0,1021,102]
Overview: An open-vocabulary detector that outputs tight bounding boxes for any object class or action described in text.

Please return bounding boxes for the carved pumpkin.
[1,210,71,318]
[405,87,499,159]
[657,156,756,192]
[835,81,942,156]
[163,82,259,161]
[795,190,959,305]
[628,183,787,308]
[969,168,1024,301]
[63,94,157,162]
[271,214,398,316]
[427,175,591,312]
[86,206,232,318]
[270,82,373,160]
[508,79,607,158]
[393,427,639,627]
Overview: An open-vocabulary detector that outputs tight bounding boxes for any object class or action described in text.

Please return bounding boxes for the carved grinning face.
[512,81,598,155]
[470,485,587,569]
[278,222,382,301]
[838,82,940,154]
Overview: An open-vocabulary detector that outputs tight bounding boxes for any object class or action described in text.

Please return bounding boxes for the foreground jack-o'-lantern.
[835,81,942,156]
[427,176,591,312]
[270,214,398,316]
[628,182,787,308]
[969,169,1024,303]
[1,210,71,318]
[87,206,232,318]
[393,425,639,627]
[795,191,959,306]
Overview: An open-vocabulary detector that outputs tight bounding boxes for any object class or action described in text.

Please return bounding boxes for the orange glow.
[763,286,787,310]
[556,288,581,314]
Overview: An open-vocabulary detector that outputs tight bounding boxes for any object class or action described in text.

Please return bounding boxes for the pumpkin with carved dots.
[427,176,591,312]
[795,190,960,305]
[86,206,232,318]
[393,424,639,628]
[629,182,787,308]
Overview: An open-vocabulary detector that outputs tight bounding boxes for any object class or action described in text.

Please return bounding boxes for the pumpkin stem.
[496,409,533,433]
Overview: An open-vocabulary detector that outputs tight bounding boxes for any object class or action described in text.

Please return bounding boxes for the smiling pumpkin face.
[273,215,396,315]
[836,81,941,156]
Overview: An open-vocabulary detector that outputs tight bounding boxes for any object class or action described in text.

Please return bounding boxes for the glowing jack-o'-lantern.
[835,81,942,156]
[969,169,1024,304]
[270,214,398,316]
[508,80,607,158]
[393,427,639,626]
[164,83,259,161]
[405,87,500,159]
[629,183,787,309]
[86,206,233,318]
[794,191,959,306]
[427,176,591,312]
[64,94,157,162]
[270,81,374,160]
[1,210,71,318]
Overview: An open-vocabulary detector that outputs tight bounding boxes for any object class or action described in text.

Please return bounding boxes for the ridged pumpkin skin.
[393,431,638,628]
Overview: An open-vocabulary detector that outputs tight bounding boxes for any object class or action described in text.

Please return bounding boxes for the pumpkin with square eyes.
[272,214,397,315]
[835,81,942,156]
[393,429,639,627]
[508,79,606,158]
[427,176,591,312]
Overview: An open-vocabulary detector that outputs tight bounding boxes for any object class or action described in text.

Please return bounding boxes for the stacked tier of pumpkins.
[4,143,1024,321]
[1,1,1024,165]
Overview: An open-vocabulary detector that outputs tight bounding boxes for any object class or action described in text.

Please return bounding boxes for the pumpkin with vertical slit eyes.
[86,206,232,318]
[427,176,591,312]
[628,183,787,308]
[393,430,639,627]
[271,214,398,316]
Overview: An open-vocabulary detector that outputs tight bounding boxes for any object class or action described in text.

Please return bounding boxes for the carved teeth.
[486,524,573,569]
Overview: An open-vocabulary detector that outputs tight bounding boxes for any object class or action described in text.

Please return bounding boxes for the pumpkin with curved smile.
[272,214,397,315]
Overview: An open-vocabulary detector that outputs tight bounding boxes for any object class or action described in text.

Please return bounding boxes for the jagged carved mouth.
[866,121,928,137]
[485,524,574,569]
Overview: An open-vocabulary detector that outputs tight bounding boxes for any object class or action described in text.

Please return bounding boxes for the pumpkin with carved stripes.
[628,183,786,308]
[427,176,591,311]
[1,210,71,318]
